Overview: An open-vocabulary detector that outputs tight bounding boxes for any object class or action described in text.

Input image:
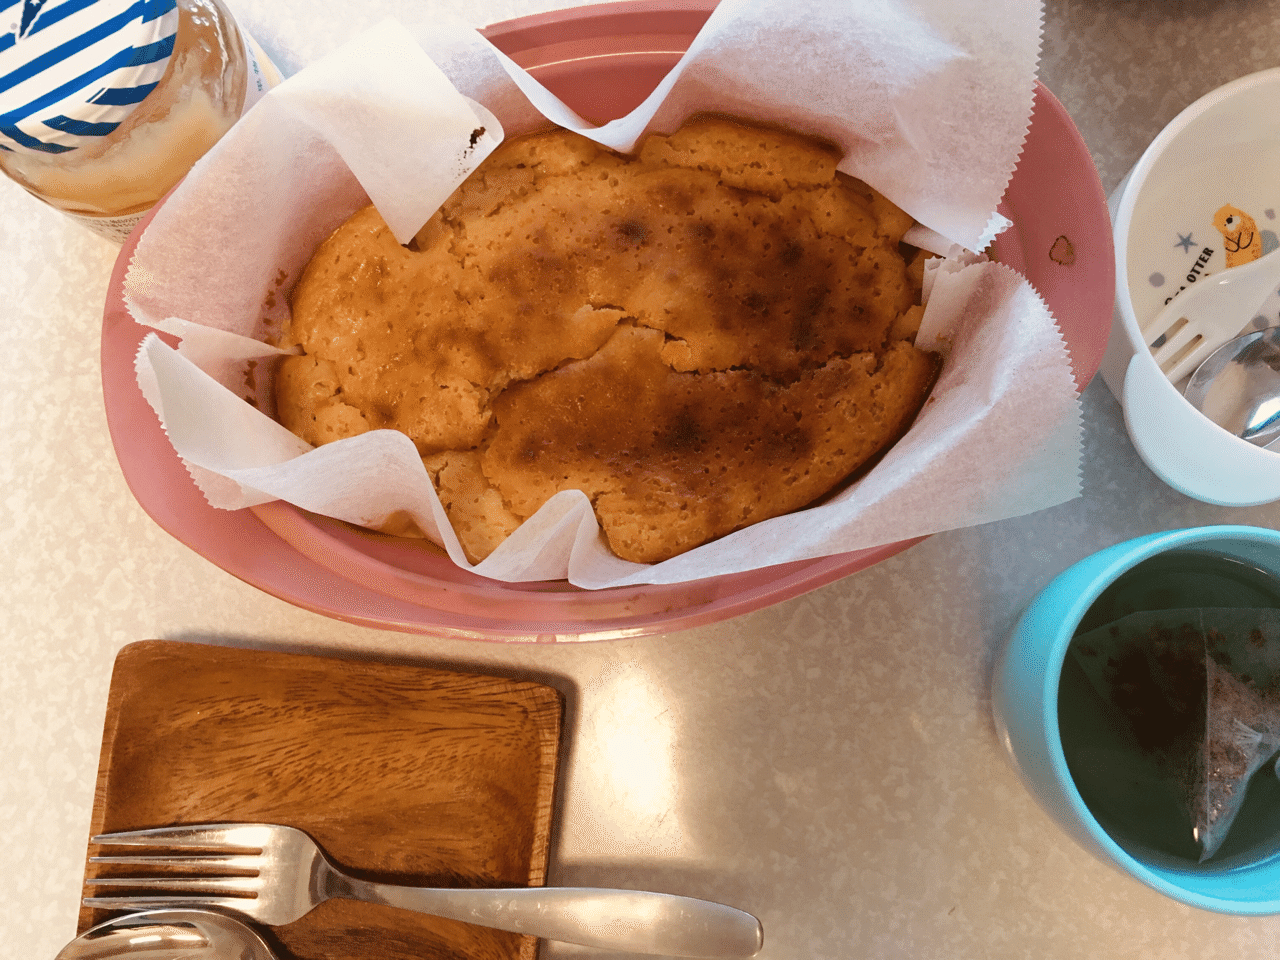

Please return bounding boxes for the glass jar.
[0,0,280,242]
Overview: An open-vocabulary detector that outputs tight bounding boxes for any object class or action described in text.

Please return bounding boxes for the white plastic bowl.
[1103,68,1280,506]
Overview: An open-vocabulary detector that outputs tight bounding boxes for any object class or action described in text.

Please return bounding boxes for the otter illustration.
[1214,204,1264,267]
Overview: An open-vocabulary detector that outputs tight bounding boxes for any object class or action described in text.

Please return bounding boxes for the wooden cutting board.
[80,640,564,960]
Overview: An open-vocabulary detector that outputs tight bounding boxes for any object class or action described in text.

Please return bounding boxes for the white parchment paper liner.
[126,1,1081,589]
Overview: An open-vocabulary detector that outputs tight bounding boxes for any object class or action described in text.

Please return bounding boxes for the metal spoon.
[1184,325,1280,447]
[55,910,275,960]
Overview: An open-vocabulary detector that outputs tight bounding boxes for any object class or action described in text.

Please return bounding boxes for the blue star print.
[1175,233,1196,252]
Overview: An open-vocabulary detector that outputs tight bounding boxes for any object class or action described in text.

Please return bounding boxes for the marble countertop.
[6,1,1280,957]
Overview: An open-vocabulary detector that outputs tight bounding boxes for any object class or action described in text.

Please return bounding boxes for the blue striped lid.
[0,0,179,154]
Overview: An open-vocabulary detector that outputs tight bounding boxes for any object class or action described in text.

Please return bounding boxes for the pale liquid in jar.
[0,0,278,240]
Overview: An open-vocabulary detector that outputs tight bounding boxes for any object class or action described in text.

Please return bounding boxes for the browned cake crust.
[275,116,940,564]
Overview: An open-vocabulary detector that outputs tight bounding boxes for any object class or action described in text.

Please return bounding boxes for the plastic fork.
[83,822,764,959]
[1143,246,1280,383]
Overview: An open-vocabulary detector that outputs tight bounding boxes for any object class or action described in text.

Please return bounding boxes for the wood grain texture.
[79,640,564,960]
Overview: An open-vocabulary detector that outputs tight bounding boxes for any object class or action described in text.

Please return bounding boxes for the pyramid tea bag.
[1195,656,1280,857]
[1069,609,1280,861]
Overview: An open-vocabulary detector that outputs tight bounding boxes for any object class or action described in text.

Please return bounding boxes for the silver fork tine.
[82,895,257,912]
[85,875,259,892]
[91,823,269,849]
[88,852,258,870]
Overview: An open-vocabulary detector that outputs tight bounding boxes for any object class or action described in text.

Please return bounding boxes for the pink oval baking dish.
[100,0,1114,641]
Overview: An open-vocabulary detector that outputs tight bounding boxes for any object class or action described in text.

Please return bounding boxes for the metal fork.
[83,823,763,960]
